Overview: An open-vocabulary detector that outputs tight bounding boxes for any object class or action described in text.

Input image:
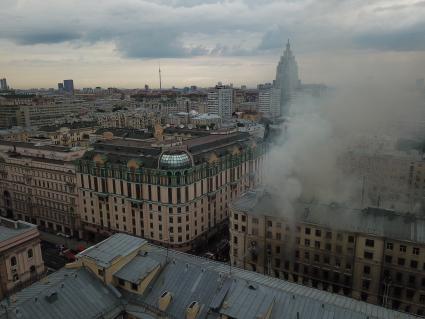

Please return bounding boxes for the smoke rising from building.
[264,77,425,220]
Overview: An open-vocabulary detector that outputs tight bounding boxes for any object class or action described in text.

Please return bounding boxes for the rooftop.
[231,190,425,244]
[0,218,37,243]
[0,268,123,319]
[114,253,163,284]
[77,233,146,268]
[80,130,256,169]
[126,244,417,319]
[38,121,98,132]
[0,140,74,153]
[1,234,417,319]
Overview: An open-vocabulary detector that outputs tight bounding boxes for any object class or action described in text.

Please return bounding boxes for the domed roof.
[159,151,191,169]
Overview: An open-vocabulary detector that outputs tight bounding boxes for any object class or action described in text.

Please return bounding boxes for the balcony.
[207,191,217,199]
[94,192,109,200]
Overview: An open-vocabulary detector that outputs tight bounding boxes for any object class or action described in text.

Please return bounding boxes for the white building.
[207,84,233,118]
[258,84,281,118]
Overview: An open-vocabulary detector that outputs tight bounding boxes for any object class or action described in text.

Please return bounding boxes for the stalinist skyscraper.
[274,40,300,115]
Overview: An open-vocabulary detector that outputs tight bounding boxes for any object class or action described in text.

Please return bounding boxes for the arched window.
[27,249,33,258]
[10,256,17,267]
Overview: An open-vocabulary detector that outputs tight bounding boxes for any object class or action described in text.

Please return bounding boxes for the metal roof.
[1,236,417,319]
[0,218,36,243]
[0,268,123,319]
[231,189,425,244]
[131,244,417,319]
[114,253,162,284]
[77,233,146,267]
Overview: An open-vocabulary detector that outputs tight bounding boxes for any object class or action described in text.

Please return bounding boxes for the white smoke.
[264,79,425,218]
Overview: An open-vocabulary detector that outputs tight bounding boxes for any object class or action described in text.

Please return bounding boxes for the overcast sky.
[1,0,425,89]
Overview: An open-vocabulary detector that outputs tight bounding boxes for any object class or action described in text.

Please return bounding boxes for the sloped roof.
[77,233,146,267]
[114,253,162,284]
[0,268,123,319]
[124,244,416,319]
[231,189,425,244]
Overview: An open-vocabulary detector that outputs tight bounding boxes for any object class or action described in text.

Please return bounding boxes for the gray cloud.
[354,25,425,51]
[13,31,82,45]
[1,0,425,59]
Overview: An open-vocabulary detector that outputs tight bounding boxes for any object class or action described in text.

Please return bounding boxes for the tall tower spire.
[159,61,162,91]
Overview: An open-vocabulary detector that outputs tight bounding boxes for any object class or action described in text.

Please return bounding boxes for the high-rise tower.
[0,78,8,91]
[274,40,300,115]
[63,79,74,94]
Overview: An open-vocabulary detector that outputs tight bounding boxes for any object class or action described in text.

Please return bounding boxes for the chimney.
[186,301,200,319]
[158,291,173,311]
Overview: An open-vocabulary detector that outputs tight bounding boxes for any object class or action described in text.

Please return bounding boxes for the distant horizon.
[1,0,424,89]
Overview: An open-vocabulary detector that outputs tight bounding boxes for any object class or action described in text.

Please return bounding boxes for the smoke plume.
[264,77,425,219]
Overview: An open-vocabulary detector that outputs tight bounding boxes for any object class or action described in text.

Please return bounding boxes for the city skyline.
[1,0,425,88]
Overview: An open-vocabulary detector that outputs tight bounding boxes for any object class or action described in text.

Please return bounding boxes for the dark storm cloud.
[13,31,82,45]
[116,30,208,58]
[1,0,425,59]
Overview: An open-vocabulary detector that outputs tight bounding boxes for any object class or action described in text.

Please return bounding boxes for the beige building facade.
[0,141,86,238]
[229,190,425,316]
[38,121,98,147]
[76,130,265,250]
[0,217,45,299]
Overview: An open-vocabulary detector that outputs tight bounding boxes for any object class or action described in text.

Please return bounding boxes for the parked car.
[62,249,77,262]
[56,232,71,239]
[202,252,215,260]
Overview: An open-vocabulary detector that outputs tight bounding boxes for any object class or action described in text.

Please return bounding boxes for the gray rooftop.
[0,268,123,319]
[77,233,146,267]
[114,253,162,284]
[0,218,36,243]
[1,235,417,319]
[125,245,417,319]
[231,190,425,244]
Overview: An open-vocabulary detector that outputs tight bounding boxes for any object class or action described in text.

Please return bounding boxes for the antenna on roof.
[159,61,162,92]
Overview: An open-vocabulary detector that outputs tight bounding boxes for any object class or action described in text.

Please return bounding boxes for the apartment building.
[207,84,234,118]
[0,94,87,129]
[230,189,425,316]
[258,84,281,118]
[0,141,86,238]
[0,232,416,319]
[0,217,45,299]
[97,110,160,130]
[76,127,265,250]
[408,159,425,209]
[0,128,30,142]
[37,121,98,147]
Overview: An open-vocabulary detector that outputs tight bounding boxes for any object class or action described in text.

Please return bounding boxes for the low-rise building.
[0,217,45,299]
[0,233,415,319]
[229,189,425,316]
[0,95,86,129]
[97,110,160,130]
[37,121,98,147]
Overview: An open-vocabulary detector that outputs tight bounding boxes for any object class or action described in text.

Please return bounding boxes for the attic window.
[45,291,58,303]
[189,301,198,308]
[161,291,169,298]
[248,284,258,290]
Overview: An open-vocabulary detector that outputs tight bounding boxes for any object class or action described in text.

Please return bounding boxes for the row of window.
[10,249,34,267]
[386,242,421,255]
[384,255,425,270]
